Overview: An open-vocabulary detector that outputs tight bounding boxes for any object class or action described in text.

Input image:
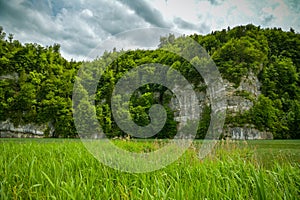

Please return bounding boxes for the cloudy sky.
[0,0,299,60]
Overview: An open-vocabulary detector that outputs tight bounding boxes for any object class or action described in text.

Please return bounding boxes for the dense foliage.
[0,27,80,137]
[0,25,299,138]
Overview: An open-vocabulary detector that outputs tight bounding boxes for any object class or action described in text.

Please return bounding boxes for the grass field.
[0,139,299,199]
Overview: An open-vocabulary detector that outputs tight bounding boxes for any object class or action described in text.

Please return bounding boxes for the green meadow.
[0,139,299,199]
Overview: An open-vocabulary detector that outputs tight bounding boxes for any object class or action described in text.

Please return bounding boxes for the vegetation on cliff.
[0,25,299,138]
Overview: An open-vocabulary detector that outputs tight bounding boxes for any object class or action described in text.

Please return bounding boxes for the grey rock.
[0,120,48,138]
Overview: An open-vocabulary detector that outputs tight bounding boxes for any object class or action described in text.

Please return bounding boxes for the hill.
[0,24,299,139]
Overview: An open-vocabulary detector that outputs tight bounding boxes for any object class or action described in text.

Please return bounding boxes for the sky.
[0,0,299,61]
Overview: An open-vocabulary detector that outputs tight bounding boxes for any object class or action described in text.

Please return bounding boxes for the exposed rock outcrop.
[225,71,260,113]
[0,72,19,81]
[0,120,52,138]
[225,126,273,140]
[223,71,272,139]
[169,71,272,140]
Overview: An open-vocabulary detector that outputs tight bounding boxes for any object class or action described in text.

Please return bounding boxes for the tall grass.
[0,139,299,199]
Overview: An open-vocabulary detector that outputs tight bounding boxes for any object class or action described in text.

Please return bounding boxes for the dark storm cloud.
[91,3,146,35]
[262,14,275,25]
[173,17,210,33]
[0,0,151,60]
[208,0,224,5]
[0,1,30,32]
[284,0,300,13]
[197,0,224,5]
[20,0,69,17]
[0,0,299,60]
[117,0,172,28]
[174,17,198,30]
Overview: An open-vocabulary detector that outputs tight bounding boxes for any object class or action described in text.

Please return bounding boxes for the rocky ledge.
[0,120,51,138]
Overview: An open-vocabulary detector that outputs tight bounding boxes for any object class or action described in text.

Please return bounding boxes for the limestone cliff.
[223,71,273,139]
[169,71,273,140]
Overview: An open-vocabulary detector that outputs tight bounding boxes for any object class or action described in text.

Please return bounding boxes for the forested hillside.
[0,24,299,139]
[0,26,80,137]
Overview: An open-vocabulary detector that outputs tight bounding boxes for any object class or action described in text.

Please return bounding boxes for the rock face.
[0,120,49,138]
[169,84,205,125]
[226,126,273,140]
[223,72,272,139]
[0,72,19,81]
[225,72,260,113]
[169,71,273,140]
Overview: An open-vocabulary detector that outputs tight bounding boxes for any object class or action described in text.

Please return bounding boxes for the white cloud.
[0,0,298,61]
[81,9,94,18]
